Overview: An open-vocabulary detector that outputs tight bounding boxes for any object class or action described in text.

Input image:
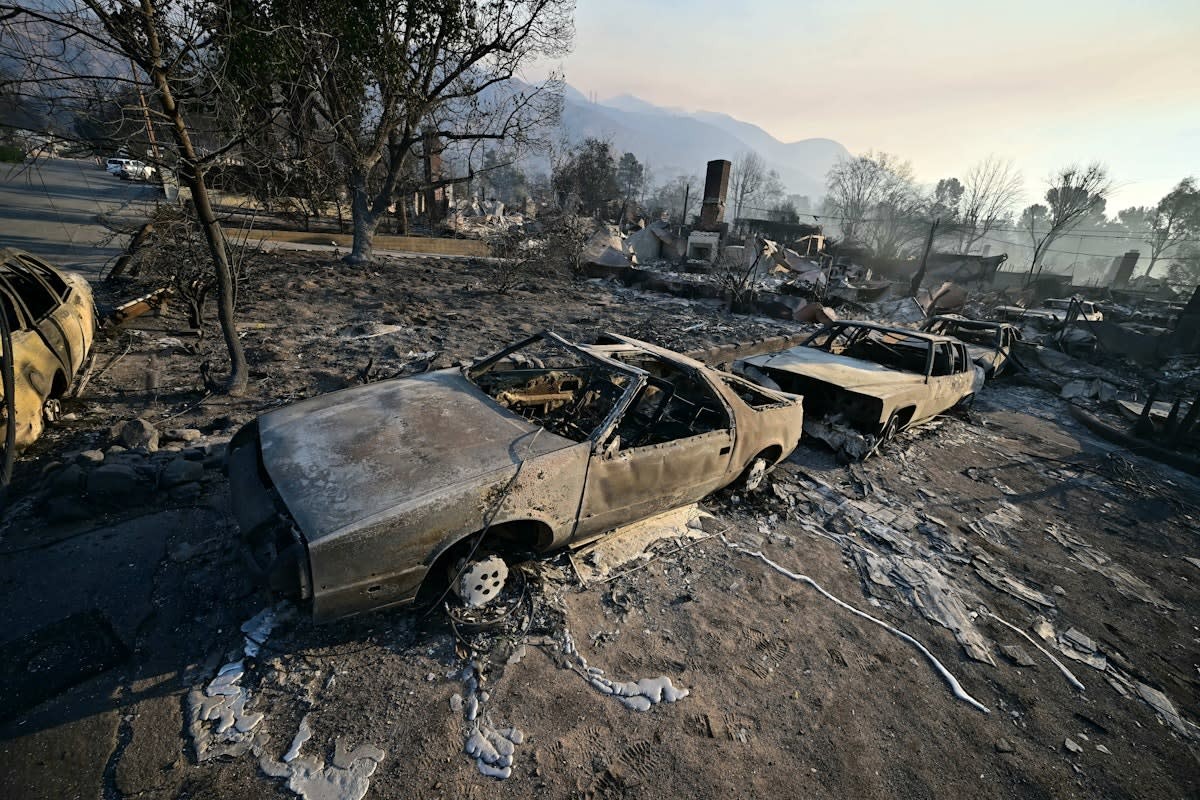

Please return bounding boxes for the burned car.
[0,249,96,451]
[735,321,982,460]
[919,314,1022,377]
[228,332,804,620]
[995,297,1103,327]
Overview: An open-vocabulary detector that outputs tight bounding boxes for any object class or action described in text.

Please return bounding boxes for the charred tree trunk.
[397,196,409,236]
[140,0,247,396]
[347,167,378,264]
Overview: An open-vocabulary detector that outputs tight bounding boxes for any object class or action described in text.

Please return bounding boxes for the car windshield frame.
[465,331,648,447]
[801,322,936,379]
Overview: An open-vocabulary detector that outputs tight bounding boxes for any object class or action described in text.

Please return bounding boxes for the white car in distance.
[118,160,155,181]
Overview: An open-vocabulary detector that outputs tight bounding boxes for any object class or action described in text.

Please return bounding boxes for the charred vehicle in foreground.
[0,249,96,451]
[919,315,1023,377]
[735,321,982,460]
[229,332,805,620]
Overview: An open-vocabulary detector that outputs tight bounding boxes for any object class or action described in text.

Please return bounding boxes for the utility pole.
[909,217,940,297]
[129,58,161,165]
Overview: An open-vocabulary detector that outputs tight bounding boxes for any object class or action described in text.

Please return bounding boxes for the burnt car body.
[735,321,982,459]
[228,332,805,620]
[919,315,1022,377]
[0,249,96,450]
[995,298,1103,327]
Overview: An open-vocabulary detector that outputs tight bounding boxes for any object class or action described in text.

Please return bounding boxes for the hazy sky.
[555,0,1200,209]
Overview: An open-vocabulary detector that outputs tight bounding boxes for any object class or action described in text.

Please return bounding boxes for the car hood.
[256,369,575,541]
[743,347,926,394]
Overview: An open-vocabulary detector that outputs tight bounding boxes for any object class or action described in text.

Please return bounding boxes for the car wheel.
[453,554,508,608]
[878,413,902,444]
[739,456,770,492]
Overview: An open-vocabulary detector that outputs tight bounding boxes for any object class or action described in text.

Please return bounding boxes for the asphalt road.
[0,157,158,279]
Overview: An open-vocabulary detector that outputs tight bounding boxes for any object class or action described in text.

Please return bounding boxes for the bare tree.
[1024,163,1112,284]
[955,157,1023,253]
[729,151,767,221]
[824,151,923,258]
[0,0,304,395]
[274,0,573,264]
[1142,177,1200,277]
[646,174,700,224]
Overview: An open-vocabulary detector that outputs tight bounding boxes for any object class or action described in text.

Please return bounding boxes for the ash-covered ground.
[1,253,1197,800]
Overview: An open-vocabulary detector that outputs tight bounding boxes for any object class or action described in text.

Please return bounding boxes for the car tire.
[739,456,770,492]
[878,413,902,444]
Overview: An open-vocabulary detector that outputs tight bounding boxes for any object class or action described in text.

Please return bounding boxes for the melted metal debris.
[187,603,291,762]
[261,731,385,800]
[556,627,690,712]
[455,659,525,779]
[1044,523,1180,610]
[448,573,690,780]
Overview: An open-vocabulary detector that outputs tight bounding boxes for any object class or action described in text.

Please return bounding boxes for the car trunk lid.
[257,369,573,542]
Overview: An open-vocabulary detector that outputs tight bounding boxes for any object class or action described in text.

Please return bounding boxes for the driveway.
[0,157,159,279]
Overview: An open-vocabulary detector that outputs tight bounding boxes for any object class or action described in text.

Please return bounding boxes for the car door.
[574,371,735,538]
[35,264,90,374]
[0,290,55,447]
[22,267,74,379]
[993,328,1012,375]
[927,342,975,415]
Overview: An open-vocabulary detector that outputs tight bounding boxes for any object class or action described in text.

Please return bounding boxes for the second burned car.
[735,321,982,461]
[229,332,805,620]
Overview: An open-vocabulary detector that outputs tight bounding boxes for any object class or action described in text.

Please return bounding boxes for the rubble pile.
[36,416,230,521]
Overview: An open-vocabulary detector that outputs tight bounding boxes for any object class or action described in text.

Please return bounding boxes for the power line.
[975,232,1200,261]
[737,204,1200,246]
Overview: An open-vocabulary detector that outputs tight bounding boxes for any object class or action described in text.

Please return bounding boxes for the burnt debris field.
[1,252,1197,800]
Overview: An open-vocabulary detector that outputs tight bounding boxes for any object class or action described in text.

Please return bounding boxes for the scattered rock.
[1064,738,1083,754]
[1096,744,1111,755]
[77,450,105,466]
[994,738,1015,754]
[50,463,86,495]
[106,445,128,456]
[1053,584,1066,596]
[87,463,148,503]
[161,458,204,488]
[118,418,160,452]
[165,428,202,443]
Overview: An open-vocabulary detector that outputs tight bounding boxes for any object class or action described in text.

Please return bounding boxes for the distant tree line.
[822,151,1200,288]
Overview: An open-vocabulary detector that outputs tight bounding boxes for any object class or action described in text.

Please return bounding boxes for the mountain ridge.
[560,87,849,202]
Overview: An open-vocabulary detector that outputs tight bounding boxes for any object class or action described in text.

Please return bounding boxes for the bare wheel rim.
[743,458,768,491]
[455,554,509,608]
